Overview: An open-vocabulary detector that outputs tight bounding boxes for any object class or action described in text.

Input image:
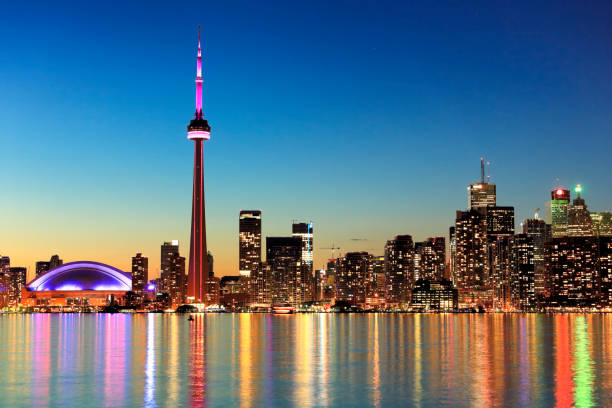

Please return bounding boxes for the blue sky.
[2,1,612,277]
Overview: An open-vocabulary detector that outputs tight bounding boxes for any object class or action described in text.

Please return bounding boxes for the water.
[0,313,609,407]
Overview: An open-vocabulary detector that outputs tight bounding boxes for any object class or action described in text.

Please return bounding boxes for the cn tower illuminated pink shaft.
[187,25,211,303]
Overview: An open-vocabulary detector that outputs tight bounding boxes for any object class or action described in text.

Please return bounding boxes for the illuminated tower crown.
[187,25,211,140]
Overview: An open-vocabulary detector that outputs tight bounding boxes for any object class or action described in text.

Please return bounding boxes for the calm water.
[0,313,610,407]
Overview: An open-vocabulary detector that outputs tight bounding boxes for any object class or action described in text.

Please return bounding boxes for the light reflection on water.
[0,314,611,407]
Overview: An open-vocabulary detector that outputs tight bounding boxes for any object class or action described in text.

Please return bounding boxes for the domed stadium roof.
[27,261,132,291]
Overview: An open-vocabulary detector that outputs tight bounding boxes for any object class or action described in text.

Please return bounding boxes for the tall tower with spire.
[187,26,211,303]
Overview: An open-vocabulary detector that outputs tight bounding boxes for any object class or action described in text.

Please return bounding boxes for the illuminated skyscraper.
[483,206,514,309]
[292,222,314,302]
[239,210,261,277]
[384,235,414,303]
[567,185,593,236]
[468,158,496,210]
[523,217,552,298]
[49,255,63,270]
[161,241,186,305]
[453,209,490,307]
[414,237,446,281]
[7,267,26,306]
[131,253,148,295]
[266,237,302,305]
[548,188,570,237]
[186,26,212,303]
[511,234,535,311]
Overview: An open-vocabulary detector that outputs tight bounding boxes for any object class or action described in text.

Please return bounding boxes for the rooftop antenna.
[480,157,485,183]
[486,161,491,182]
[534,208,540,219]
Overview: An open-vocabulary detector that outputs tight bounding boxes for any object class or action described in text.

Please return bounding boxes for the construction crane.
[320,244,341,259]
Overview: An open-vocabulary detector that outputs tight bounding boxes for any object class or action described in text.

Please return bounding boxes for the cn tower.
[187,26,210,303]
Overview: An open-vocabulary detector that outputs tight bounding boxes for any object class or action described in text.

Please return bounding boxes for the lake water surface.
[0,313,610,407]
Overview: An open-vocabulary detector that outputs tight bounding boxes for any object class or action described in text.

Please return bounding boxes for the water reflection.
[1,314,612,407]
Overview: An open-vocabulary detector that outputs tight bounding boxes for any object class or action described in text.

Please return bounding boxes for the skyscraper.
[7,267,26,306]
[292,222,314,302]
[35,261,50,277]
[384,235,415,303]
[511,234,536,311]
[453,209,490,307]
[414,237,446,281]
[567,185,593,236]
[523,217,552,299]
[131,253,148,295]
[49,255,63,270]
[549,188,571,237]
[266,237,302,306]
[468,158,496,210]
[161,241,186,305]
[336,252,373,304]
[239,210,262,277]
[483,206,514,309]
[187,26,212,303]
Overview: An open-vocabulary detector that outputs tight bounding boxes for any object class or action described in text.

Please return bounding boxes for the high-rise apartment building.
[131,253,148,295]
[239,210,261,277]
[548,188,571,237]
[7,267,26,306]
[384,235,415,303]
[548,236,599,307]
[523,218,552,298]
[414,237,446,281]
[292,222,314,302]
[592,211,612,237]
[336,252,373,304]
[511,234,536,311]
[483,206,514,309]
[161,241,186,305]
[453,210,490,307]
[49,255,63,270]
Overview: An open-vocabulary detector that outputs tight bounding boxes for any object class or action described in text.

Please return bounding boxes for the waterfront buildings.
[411,279,458,311]
[511,234,536,311]
[414,237,446,281]
[21,261,131,307]
[186,27,211,303]
[384,235,415,303]
[131,253,148,295]
[7,267,26,306]
[523,217,552,298]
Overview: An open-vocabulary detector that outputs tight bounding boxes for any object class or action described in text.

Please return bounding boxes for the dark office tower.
[592,211,612,237]
[187,27,212,303]
[468,158,496,210]
[548,188,571,237]
[161,241,186,305]
[49,255,63,270]
[35,261,50,277]
[523,218,552,299]
[7,267,26,306]
[483,206,514,309]
[266,237,302,306]
[239,210,262,277]
[454,210,490,307]
[415,237,446,282]
[384,235,415,303]
[599,237,612,306]
[548,236,600,307]
[207,251,214,277]
[324,259,338,300]
[336,252,373,304]
[511,234,536,311]
[131,253,148,295]
[568,185,593,237]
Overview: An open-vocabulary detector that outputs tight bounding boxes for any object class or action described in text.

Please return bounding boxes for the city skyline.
[3,1,612,279]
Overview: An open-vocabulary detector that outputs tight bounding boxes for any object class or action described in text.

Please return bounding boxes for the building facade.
[384,235,415,303]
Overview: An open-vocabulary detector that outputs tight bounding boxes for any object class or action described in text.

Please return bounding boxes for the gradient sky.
[2,1,612,280]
